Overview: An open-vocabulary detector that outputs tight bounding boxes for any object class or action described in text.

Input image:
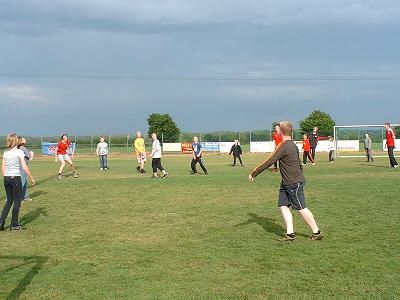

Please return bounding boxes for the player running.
[134,131,147,173]
[55,134,78,179]
[191,136,208,175]
[248,121,324,241]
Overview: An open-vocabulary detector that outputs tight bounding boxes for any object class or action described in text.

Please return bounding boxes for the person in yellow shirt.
[134,131,146,173]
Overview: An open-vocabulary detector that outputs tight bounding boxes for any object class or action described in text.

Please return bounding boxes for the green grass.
[0,153,399,299]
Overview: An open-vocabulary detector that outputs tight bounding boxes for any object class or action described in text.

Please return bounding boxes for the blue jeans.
[20,167,29,199]
[99,155,108,169]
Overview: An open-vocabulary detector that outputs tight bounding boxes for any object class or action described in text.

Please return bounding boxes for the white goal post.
[333,124,400,158]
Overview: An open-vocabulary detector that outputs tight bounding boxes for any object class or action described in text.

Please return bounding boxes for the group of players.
[0,122,398,239]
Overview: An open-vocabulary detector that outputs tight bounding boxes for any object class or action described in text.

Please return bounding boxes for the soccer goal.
[333,124,400,158]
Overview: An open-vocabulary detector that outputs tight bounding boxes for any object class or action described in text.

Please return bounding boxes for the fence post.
[238,131,241,143]
[127,134,130,151]
[109,134,111,153]
[199,133,202,142]
[249,131,252,144]
[91,135,93,153]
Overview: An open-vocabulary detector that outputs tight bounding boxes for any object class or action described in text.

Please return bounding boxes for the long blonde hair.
[6,133,19,150]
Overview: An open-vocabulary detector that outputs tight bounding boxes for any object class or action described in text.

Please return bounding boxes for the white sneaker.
[100,168,104,171]
[394,165,398,169]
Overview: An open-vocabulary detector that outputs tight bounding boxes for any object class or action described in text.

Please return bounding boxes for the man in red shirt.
[271,125,283,172]
[384,123,398,168]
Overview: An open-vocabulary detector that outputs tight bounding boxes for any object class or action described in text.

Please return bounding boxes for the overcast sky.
[1,0,400,135]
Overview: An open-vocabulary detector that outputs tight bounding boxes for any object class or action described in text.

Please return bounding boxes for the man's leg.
[303,151,307,164]
[99,156,103,169]
[152,158,158,176]
[238,155,243,165]
[311,147,316,160]
[104,155,108,169]
[233,155,236,165]
[298,208,320,234]
[388,147,397,167]
[191,158,197,173]
[307,152,315,164]
[279,206,294,234]
[199,158,208,174]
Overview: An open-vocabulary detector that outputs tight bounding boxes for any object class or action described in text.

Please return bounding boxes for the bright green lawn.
[0,153,399,299]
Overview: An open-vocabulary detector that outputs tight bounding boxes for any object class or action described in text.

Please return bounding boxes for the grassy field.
[0,153,399,299]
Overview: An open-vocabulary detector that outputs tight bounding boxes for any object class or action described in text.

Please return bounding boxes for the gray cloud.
[1,0,400,35]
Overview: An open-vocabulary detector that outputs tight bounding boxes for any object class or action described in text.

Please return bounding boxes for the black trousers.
[152,158,165,173]
[191,157,208,173]
[233,155,243,165]
[329,150,334,162]
[365,148,373,162]
[388,146,398,167]
[0,176,23,227]
[303,151,314,164]
[310,147,317,160]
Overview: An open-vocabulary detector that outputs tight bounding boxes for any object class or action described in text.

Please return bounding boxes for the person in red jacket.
[384,123,398,168]
[302,134,315,165]
[271,125,283,172]
[55,134,78,179]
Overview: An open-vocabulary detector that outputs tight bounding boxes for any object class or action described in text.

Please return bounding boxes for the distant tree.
[147,113,181,143]
[299,110,336,136]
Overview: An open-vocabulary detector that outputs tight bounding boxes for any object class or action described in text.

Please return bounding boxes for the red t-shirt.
[302,139,311,152]
[273,131,283,147]
[386,128,396,147]
[57,140,71,155]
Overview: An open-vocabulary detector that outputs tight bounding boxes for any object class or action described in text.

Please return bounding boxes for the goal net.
[334,124,400,158]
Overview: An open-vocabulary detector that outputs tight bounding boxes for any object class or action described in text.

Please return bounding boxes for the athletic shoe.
[22,198,32,203]
[73,173,78,178]
[162,173,169,178]
[394,165,399,169]
[136,166,141,172]
[140,169,146,173]
[204,172,208,176]
[100,168,104,171]
[57,175,64,180]
[104,168,108,170]
[151,175,159,179]
[10,225,25,231]
[279,233,296,241]
[191,172,198,175]
[309,231,324,241]
[231,164,235,167]
[241,164,244,167]
[312,163,316,166]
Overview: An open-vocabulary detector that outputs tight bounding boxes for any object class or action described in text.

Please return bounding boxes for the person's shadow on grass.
[20,208,48,226]
[0,255,48,300]
[235,213,309,238]
[235,213,285,236]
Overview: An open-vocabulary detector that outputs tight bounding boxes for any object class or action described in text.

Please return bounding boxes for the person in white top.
[148,133,168,178]
[1,133,35,231]
[96,137,109,171]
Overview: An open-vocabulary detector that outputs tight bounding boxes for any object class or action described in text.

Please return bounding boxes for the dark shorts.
[278,182,307,210]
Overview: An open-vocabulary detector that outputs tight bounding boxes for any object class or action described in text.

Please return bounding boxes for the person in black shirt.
[248,121,324,242]
[229,140,243,167]
[308,127,319,161]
